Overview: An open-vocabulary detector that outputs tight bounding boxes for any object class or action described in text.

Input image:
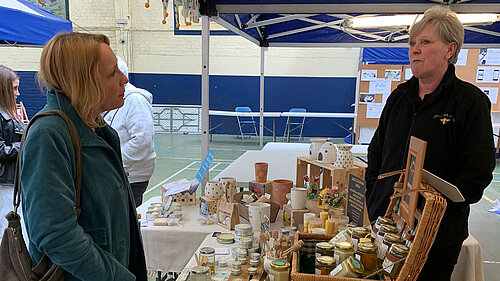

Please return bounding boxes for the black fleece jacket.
[366,65,495,246]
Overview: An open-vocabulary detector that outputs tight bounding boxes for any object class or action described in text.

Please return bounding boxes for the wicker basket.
[291,183,447,281]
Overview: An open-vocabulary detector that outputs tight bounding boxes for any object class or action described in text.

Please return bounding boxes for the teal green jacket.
[20,91,146,281]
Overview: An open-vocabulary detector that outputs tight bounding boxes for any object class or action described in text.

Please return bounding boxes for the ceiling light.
[348,13,499,29]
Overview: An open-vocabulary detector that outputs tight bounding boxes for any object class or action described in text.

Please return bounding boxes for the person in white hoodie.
[104,56,156,207]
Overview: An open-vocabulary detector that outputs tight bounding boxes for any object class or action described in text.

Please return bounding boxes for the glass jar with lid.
[315,242,334,258]
[351,227,370,251]
[379,233,405,260]
[270,261,290,281]
[298,240,316,273]
[190,266,210,281]
[330,256,364,277]
[355,242,378,277]
[382,244,409,278]
[199,247,215,274]
[374,216,396,235]
[315,256,336,275]
[377,224,399,252]
[333,241,354,266]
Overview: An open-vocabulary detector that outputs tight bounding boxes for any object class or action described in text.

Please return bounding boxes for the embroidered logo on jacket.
[433,114,454,125]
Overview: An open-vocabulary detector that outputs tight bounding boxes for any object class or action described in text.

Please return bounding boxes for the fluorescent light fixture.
[348,13,499,29]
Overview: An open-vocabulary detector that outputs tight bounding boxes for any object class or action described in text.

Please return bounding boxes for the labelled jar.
[374,216,396,235]
[298,241,316,274]
[351,227,370,251]
[315,256,336,275]
[382,244,409,278]
[190,266,210,281]
[199,247,215,274]
[379,233,405,260]
[330,256,364,278]
[355,242,378,277]
[377,224,399,252]
[315,242,334,258]
[333,241,354,266]
[270,261,290,281]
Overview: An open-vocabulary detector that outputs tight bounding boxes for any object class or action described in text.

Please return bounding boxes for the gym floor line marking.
[482,194,494,204]
[145,161,197,196]
[209,163,220,172]
[483,260,500,264]
[154,136,228,166]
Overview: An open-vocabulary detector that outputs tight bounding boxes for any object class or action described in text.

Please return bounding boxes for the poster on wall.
[480,87,499,104]
[456,49,468,66]
[26,0,69,19]
[361,69,377,81]
[476,67,500,83]
[384,69,401,81]
[478,48,500,65]
[366,103,383,119]
[369,78,391,94]
[359,93,375,103]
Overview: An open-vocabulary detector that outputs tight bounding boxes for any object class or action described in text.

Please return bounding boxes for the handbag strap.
[13,110,82,216]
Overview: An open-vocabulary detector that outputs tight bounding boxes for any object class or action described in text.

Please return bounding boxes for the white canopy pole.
[201,15,210,189]
[259,47,265,149]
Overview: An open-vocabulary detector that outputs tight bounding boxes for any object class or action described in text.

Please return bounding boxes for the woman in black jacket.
[0,65,25,240]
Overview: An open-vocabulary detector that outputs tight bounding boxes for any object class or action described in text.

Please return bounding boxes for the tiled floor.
[146,133,500,281]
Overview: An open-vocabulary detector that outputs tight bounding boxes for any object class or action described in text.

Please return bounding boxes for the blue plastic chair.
[235,106,258,139]
[283,108,306,141]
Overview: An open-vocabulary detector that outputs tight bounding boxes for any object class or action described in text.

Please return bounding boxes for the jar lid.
[384,233,405,244]
[191,266,209,274]
[316,256,335,265]
[377,216,396,226]
[359,237,372,244]
[358,242,378,253]
[391,244,410,256]
[352,227,370,236]
[346,256,364,274]
[380,224,398,233]
[232,261,242,267]
[270,260,290,270]
[235,223,252,230]
[335,241,353,250]
[200,247,215,255]
[247,267,258,274]
[217,233,235,244]
[233,279,242,281]
[316,242,334,250]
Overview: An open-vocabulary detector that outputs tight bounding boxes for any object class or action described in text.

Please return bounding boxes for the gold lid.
[391,244,410,256]
[377,216,396,226]
[247,267,258,274]
[316,256,335,265]
[316,242,334,250]
[359,237,372,244]
[380,224,398,233]
[352,227,370,236]
[358,242,378,253]
[346,256,364,274]
[270,261,290,270]
[384,233,405,244]
[335,241,354,250]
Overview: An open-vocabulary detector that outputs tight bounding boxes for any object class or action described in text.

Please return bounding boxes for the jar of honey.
[379,233,405,260]
[333,241,354,266]
[382,244,409,278]
[356,242,378,277]
[330,256,364,277]
[315,256,336,275]
[315,242,334,258]
[351,227,370,251]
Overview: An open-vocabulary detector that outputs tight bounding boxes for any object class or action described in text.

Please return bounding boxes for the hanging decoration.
[145,0,199,26]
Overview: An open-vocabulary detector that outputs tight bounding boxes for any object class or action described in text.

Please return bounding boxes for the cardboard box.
[248,180,272,196]
[232,191,280,223]
[199,196,219,218]
[283,204,309,227]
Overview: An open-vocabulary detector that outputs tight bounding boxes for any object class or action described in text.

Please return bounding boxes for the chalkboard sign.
[347,175,366,227]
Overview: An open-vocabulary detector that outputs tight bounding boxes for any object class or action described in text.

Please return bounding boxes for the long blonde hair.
[38,32,110,128]
[0,65,19,119]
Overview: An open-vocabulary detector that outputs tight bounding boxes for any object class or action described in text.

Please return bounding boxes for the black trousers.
[416,242,462,281]
[130,181,149,207]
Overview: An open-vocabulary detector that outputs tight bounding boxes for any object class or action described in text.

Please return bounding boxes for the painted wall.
[4,0,361,137]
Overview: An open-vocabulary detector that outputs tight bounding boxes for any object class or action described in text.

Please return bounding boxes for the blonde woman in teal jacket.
[20,32,147,281]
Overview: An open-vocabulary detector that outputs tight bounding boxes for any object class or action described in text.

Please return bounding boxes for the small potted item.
[333,144,353,168]
[318,139,337,163]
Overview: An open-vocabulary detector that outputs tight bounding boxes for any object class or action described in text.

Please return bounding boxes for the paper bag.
[217,201,239,230]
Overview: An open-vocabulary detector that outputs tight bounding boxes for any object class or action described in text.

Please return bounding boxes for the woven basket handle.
[13,110,82,216]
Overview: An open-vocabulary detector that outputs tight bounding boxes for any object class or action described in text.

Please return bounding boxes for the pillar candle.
[325,220,335,234]
[320,211,328,228]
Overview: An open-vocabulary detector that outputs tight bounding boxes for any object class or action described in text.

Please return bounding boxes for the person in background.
[20,32,147,281]
[103,56,156,207]
[0,65,25,241]
[365,6,495,281]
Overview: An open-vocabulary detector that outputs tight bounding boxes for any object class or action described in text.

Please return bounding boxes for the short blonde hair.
[38,32,110,129]
[0,65,19,119]
[409,5,464,65]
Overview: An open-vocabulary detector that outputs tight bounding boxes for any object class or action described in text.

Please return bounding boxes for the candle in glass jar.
[320,212,328,228]
[325,220,335,234]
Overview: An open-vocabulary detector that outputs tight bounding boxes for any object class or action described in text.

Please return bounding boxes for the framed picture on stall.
[400,136,427,229]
